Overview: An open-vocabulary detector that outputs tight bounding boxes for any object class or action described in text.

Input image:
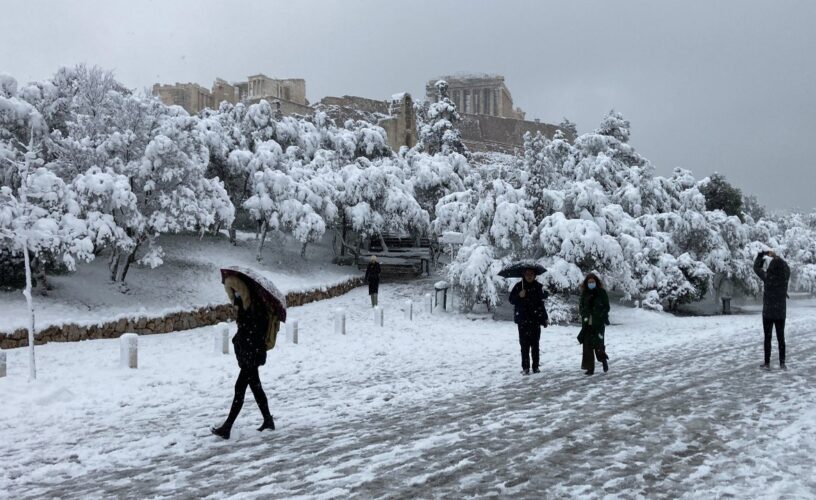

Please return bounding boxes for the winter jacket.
[365,261,381,295]
[753,253,790,320]
[509,280,549,327]
[232,294,269,370]
[577,288,610,349]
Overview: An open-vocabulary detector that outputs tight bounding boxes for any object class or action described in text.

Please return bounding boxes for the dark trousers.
[581,342,606,372]
[762,317,786,365]
[518,324,541,371]
[224,367,271,428]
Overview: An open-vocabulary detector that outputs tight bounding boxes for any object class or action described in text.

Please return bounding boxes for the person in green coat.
[577,273,610,375]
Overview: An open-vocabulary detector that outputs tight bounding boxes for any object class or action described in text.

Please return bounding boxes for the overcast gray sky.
[1,0,814,210]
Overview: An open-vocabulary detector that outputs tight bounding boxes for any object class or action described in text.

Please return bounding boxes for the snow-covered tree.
[699,173,743,218]
[405,150,469,221]
[339,157,428,252]
[522,130,550,221]
[243,142,337,260]
[537,211,625,293]
[0,112,90,378]
[437,178,534,311]
[108,115,234,286]
[415,80,466,156]
[778,214,816,294]
[557,118,578,139]
[741,194,766,222]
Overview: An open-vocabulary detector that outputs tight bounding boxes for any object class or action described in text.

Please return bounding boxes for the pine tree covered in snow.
[415,80,466,156]
[741,194,766,222]
[699,173,743,218]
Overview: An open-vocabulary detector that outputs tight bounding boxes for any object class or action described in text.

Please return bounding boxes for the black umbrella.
[498,261,547,279]
[220,266,287,322]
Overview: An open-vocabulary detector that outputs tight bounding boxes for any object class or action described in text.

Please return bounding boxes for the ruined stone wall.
[279,99,313,116]
[279,79,307,105]
[319,96,389,115]
[459,114,563,153]
[244,96,313,116]
[152,83,213,115]
[212,78,238,107]
[0,277,364,349]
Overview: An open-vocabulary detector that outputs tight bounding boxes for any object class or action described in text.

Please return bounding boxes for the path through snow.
[2,284,815,498]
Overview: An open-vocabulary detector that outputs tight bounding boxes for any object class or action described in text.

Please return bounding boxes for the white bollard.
[0,351,6,378]
[426,293,433,314]
[287,320,299,344]
[214,323,230,354]
[334,308,346,335]
[404,300,413,321]
[119,333,138,369]
[373,306,384,327]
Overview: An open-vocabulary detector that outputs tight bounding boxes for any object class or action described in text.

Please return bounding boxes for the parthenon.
[425,73,526,120]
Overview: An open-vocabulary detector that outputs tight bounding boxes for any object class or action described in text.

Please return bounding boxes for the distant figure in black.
[365,255,381,307]
[577,273,610,376]
[754,250,791,370]
[509,268,549,375]
[212,276,275,439]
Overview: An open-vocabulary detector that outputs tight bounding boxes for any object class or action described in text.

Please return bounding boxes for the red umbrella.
[220,266,287,322]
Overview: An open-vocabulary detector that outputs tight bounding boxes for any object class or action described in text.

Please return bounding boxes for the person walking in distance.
[754,250,791,370]
[577,273,610,376]
[509,268,549,375]
[365,255,381,307]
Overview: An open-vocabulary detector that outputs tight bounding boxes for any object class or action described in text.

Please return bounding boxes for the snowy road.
[3,285,816,499]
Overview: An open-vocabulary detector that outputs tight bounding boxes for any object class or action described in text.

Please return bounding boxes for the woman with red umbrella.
[212,267,285,439]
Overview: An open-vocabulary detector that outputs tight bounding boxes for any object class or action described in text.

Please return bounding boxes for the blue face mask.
[588,282,597,290]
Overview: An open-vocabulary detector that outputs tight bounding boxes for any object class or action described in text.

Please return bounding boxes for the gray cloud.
[1,0,813,210]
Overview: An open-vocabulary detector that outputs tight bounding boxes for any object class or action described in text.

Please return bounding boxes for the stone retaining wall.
[0,276,364,349]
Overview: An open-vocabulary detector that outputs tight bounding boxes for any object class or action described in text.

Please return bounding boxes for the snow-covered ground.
[2,282,816,498]
[0,232,360,333]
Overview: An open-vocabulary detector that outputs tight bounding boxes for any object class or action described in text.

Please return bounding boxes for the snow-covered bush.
[446,239,506,311]
[641,290,664,311]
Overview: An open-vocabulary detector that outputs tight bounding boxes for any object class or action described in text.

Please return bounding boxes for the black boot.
[257,415,275,432]
[211,425,231,440]
[602,358,609,372]
[584,369,594,376]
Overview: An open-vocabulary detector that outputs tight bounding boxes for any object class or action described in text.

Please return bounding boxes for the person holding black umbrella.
[212,267,284,439]
[507,264,549,375]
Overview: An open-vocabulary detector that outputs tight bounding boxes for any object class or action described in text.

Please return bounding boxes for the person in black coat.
[365,255,381,307]
[212,276,275,439]
[577,273,610,375]
[754,250,791,369]
[508,268,549,375]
